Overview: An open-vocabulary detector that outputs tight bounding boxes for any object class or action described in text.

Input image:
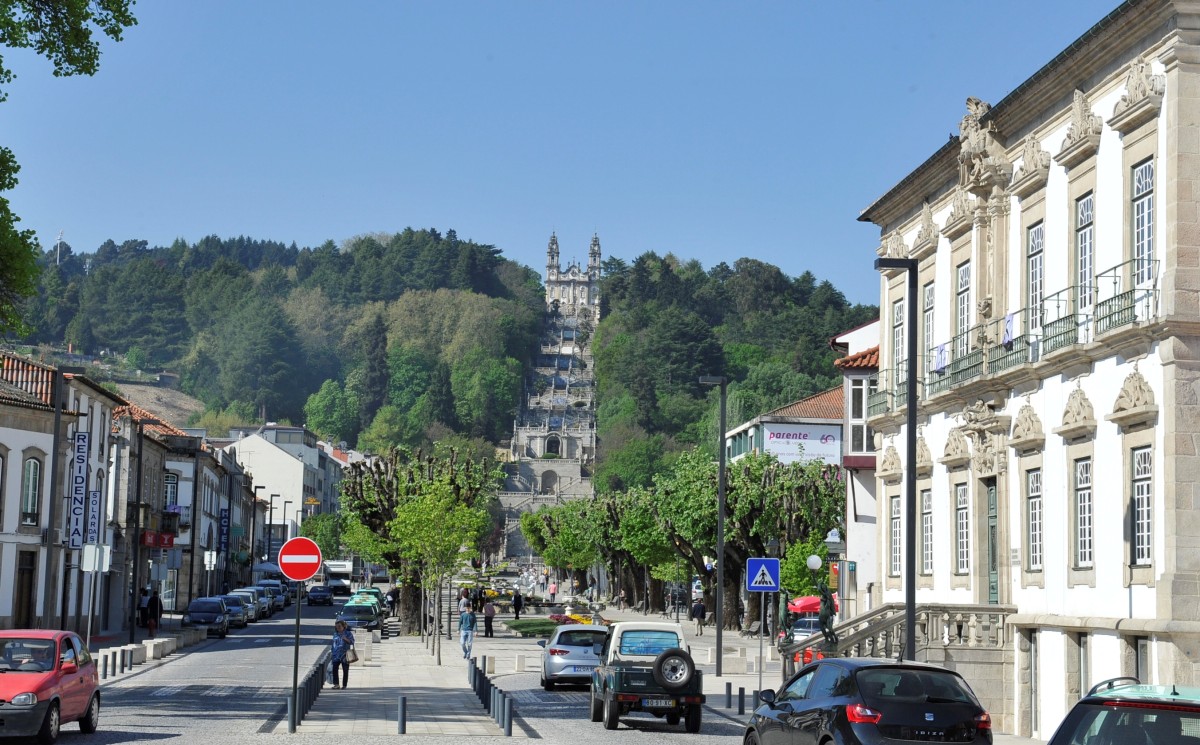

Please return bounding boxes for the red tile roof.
[764,386,843,420]
[0,379,53,413]
[112,403,190,437]
[0,353,56,407]
[834,346,879,370]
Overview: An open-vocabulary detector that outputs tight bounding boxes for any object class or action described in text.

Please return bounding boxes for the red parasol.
[787,594,838,613]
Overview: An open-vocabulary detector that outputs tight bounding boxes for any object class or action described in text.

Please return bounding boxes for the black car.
[307,585,334,606]
[335,601,381,631]
[1046,677,1200,744]
[744,658,992,745]
[182,597,230,639]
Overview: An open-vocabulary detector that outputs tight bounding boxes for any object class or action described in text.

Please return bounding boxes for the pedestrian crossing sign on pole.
[746,557,780,593]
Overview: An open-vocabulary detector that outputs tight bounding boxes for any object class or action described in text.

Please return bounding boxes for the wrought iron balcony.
[1095,258,1159,336]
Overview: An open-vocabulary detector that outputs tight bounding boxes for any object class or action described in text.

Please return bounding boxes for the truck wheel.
[603,694,619,730]
[685,704,702,733]
[651,648,695,691]
[589,686,603,722]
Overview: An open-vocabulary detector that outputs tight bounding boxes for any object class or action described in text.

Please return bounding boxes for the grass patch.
[505,618,558,637]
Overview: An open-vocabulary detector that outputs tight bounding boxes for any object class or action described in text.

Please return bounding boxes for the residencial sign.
[68,432,88,549]
[762,423,841,465]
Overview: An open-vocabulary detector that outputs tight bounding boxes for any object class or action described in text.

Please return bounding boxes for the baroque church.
[498,234,601,560]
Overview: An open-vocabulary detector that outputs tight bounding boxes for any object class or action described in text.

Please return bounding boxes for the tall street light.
[250,485,265,577]
[281,500,294,558]
[128,416,161,644]
[699,374,727,677]
[268,494,279,564]
[875,256,919,661]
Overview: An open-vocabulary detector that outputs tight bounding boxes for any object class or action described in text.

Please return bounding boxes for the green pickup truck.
[589,621,705,732]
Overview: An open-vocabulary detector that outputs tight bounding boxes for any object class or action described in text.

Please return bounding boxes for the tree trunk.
[723,567,743,631]
[395,567,424,635]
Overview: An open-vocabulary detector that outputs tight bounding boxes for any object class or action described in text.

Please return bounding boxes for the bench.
[739,621,761,638]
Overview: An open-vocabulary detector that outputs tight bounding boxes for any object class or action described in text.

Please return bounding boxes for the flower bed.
[549,613,611,626]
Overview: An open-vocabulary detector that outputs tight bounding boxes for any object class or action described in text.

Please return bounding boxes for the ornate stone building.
[499,234,600,560]
[861,0,1200,737]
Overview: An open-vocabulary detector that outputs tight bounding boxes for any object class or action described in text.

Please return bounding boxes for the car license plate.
[643,698,674,707]
[572,665,595,673]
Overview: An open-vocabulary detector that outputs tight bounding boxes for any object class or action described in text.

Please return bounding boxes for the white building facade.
[861,1,1200,737]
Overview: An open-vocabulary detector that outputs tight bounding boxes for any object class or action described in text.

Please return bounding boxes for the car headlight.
[10,692,38,706]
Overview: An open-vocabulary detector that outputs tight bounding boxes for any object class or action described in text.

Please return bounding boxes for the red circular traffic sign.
[277,537,323,582]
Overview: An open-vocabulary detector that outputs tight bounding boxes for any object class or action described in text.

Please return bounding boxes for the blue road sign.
[746,557,780,593]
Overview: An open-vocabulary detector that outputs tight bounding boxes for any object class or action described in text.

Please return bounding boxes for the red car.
[0,630,99,744]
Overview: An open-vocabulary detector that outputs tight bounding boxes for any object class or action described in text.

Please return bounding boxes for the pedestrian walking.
[619,588,626,610]
[147,590,164,638]
[483,599,496,637]
[459,609,477,659]
[548,581,558,603]
[690,597,706,636]
[458,588,471,614]
[138,588,149,628]
[330,620,356,689]
[512,591,524,621]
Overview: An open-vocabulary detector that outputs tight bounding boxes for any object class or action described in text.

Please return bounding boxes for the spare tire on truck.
[651,648,695,690]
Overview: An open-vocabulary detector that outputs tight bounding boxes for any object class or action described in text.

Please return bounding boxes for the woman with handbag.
[330,620,356,689]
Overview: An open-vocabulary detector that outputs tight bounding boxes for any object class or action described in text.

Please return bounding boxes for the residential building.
[859,0,1199,736]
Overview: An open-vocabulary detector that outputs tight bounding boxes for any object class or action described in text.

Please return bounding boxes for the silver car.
[228,590,261,621]
[539,624,608,690]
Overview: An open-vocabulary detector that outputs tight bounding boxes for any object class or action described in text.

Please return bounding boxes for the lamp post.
[250,485,264,578]
[128,416,161,644]
[767,538,780,637]
[874,256,919,661]
[268,494,279,564]
[282,500,294,559]
[699,374,727,677]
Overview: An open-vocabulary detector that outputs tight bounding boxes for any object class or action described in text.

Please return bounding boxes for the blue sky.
[3,1,1114,305]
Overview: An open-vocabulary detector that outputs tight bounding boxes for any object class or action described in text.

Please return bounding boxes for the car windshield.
[1059,705,1200,745]
[856,668,977,705]
[0,639,57,672]
[311,586,329,593]
[618,630,681,656]
[341,605,375,617]
[220,595,245,607]
[189,600,223,613]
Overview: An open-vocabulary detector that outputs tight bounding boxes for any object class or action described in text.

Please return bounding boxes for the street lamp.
[282,500,294,558]
[128,416,161,644]
[268,494,279,563]
[874,256,919,661]
[699,374,727,677]
[250,485,265,576]
[767,538,780,637]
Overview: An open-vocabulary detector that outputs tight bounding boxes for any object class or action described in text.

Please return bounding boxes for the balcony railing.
[869,266,1162,420]
[1095,258,1159,335]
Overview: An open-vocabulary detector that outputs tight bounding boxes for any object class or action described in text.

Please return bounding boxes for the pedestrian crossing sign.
[746,557,780,593]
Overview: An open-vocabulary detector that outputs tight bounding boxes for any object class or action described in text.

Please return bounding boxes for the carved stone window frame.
[1019,195,1047,332]
[1066,440,1097,589]
[1010,136,1051,201]
[1120,427,1156,587]
[949,478,972,591]
[1019,452,1045,589]
[1108,55,1165,135]
[1119,119,1158,280]
[942,189,974,243]
[917,480,934,590]
[1057,90,1103,171]
[885,490,903,592]
[1009,405,1045,455]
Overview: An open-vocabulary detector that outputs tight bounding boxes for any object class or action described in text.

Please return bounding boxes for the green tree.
[359,313,389,430]
[299,512,344,562]
[304,379,359,443]
[0,1,137,333]
[217,295,305,421]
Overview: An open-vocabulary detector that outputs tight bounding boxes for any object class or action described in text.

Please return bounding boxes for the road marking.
[151,685,187,697]
[203,685,239,696]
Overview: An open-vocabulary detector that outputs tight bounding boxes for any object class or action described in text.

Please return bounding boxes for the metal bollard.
[287,694,295,734]
[492,687,499,720]
[468,661,475,687]
[503,695,513,737]
[738,687,746,715]
[397,695,407,735]
[101,655,108,680]
[725,681,732,708]
[752,690,758,706]
[119,649,126,674]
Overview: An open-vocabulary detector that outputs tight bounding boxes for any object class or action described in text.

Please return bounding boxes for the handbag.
[345,647,358,664]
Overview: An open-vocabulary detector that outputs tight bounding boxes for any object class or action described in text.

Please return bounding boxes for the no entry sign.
[277,537,323,582]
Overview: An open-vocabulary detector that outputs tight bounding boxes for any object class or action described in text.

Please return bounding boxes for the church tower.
[498,233,602,564]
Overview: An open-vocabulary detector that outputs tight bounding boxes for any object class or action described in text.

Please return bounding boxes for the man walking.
[483,598,496,638]
[512,591,523,621]
[690,596,706,636]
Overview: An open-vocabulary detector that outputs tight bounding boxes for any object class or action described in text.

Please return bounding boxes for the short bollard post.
[287,694,295,734]
[738,687,746,715]
[119,649,125,674]
[492,687,499,720]
[468,661,475,687]
[503,695,513,736]
[752,690,759,706]
[725,681,732,708]
[397,695,407,735]
[481,655,488,681]
[101,655,108,680]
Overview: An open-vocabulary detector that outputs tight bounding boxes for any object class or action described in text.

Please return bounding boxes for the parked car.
[539,624,608,690]
[744,658,991,745]
[228,590,262,622]
[778,616,823,643]
[335,601,381,631]
[182,598,229,639]
[307,585,334,606]
[590,621,704,732]
[1046,676,1200,744]
[0,630,100,744]
[234,587,272,618]
[257,579,291,607]
[259,586,285,613]
[218,594,250,628]
[354,587,385,606]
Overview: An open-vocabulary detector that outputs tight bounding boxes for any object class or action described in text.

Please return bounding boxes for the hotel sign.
[69,432,88,549]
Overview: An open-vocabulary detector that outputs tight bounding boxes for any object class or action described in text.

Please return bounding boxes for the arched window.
[545,436,561,456]
[540,471,559,495]
[164,473,178,507]
[21,458,41,526]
